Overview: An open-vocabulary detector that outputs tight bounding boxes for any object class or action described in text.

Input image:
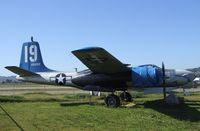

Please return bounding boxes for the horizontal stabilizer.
[5,66,39,77]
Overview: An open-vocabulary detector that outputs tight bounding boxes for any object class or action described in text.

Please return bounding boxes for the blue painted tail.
[20,39,53,72]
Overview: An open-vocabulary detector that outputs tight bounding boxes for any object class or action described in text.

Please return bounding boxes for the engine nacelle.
[132,65,162,87]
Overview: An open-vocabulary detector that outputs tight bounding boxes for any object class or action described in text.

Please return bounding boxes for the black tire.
[105,94,120,107]
[120,92,133,102]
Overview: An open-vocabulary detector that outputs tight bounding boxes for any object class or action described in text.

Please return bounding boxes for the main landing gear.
[105,94,120,107]
[120,91,133,102]
[105,91,133,107]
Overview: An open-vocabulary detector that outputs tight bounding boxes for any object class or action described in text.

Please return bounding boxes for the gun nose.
[184,73,196,82]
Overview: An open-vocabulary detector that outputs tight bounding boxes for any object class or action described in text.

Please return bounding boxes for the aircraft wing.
[72,47,129,74]
[5,66,40,77]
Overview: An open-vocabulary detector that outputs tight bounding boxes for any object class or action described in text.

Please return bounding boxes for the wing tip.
[72,47,104,54]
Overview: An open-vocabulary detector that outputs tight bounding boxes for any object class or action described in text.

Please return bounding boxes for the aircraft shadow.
[60,101,96,106]
[143,99,200,122]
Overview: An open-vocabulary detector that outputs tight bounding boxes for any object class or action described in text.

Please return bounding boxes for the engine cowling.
[132,65,162,87]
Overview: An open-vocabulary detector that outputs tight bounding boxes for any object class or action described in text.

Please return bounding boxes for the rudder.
[20,38,53,72]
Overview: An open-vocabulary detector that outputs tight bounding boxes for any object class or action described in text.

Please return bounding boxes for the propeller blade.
[162,62,165,78]
[162,62,166,101]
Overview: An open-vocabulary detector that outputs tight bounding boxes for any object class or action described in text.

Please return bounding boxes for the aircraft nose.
[175,70,196,82]
[184,73,196,82]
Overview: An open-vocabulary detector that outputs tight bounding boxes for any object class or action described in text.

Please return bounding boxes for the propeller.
[162,62,166,101]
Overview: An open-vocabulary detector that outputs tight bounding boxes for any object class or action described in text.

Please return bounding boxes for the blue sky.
[1,0,200,76]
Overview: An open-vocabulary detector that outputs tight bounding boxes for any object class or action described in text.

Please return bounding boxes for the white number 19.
[24,45,38,63]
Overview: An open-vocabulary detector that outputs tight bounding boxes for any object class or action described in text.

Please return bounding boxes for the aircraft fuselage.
[16,65,194,92]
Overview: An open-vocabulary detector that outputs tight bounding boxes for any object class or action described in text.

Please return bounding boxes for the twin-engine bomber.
[6,38,196,107]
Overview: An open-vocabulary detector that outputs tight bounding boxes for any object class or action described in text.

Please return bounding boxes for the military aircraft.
[5,37,196,107]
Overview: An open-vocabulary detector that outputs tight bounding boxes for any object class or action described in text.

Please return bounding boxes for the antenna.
[31,36,34,42]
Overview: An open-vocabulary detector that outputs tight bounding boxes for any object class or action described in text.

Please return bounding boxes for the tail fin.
[20,38,53,72]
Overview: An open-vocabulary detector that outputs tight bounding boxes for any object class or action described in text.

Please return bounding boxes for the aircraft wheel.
[105,94,120,107]
[120,92,133,102]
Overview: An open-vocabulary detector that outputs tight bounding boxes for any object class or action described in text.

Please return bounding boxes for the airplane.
[5,37,196,107]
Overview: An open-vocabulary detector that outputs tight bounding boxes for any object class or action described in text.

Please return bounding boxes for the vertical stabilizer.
[20,37,53,72]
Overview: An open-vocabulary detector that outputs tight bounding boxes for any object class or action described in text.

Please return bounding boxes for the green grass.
[0,92,199,131]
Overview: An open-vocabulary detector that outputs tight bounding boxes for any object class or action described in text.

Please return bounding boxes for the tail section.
[20,37,53,72]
